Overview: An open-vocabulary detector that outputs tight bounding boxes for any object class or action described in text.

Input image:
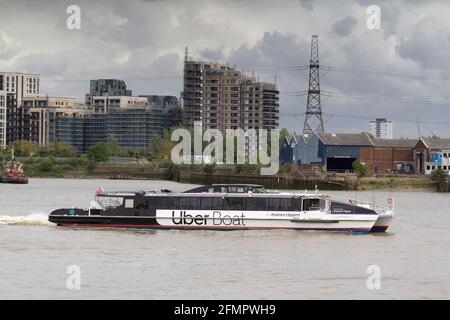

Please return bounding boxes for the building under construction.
[182,50,279,134]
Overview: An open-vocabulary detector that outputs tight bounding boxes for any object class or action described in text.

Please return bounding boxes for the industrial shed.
[361,138,417,173]
[318,133,372,172]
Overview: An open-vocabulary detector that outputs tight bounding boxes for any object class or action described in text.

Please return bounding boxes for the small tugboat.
[48,184,394,233]
[0,149,28,184]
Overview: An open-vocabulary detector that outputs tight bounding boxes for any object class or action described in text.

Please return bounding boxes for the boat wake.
[0,213,51,226]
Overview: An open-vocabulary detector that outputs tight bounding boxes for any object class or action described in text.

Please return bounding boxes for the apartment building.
[22,96,82,147]
[0,72,40,148]
[89,79,132,97]
[369,118,393,139]
[85,95,149,113]
[182,56,279,159]
[183,59,279,132]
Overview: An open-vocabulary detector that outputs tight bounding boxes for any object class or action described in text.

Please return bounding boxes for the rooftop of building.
[23,96,76,100]
[421,138,450,149]
[372,138,418,148]
[0,71,40,76]
[319,133,372,146]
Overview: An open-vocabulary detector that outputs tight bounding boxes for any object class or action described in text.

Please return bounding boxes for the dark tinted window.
[201,197,222,210]
[246,198,267,210]
[303,198,321,211]
[189,197,201,209]
[225,197,245,210]
[266,198,293,211]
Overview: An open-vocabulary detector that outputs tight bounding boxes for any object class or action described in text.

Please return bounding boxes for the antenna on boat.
[371,182,375,209]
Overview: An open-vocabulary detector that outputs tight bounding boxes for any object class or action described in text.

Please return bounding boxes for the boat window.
[184,197,199,209]
[201,197,216,210]
[293,198,302,211]
[136,200,149,210]
[280,198,292,211]
[96,196,124,209]
[124,199,134,209]
[266,198,293,211]
[246,198,266,210]
[227,186,245,193]
[303,198,322,211]
[175,198,190,208]
[226,197,245,210]
[151,197,173,209]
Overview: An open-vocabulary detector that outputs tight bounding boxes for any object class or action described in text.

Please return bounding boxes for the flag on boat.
[96,187,105,195]
[387,198,394,205]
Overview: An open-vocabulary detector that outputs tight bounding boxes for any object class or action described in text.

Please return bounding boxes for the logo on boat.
[171,210,246,226]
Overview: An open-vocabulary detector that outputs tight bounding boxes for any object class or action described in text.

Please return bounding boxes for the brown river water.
[0,178,449,299]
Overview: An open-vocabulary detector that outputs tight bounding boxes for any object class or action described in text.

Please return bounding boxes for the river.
[0,178,449,299]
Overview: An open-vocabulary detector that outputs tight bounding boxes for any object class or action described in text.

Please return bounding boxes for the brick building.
[360,138,417,173]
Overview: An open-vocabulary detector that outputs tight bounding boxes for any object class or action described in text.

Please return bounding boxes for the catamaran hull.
[370,213,394,232]
[49,213,378,233]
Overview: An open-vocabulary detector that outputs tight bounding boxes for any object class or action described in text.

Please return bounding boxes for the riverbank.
[19,158,438,192]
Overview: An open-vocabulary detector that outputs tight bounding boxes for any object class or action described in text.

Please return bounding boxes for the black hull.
[0,176,29,184]
[49,215,157,227]
[48,215,259,231]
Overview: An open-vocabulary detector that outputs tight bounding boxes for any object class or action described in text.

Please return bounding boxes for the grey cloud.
[298,0,314,11]
[199,48,225,61]
[396,29,450,70]
[332,16,357,37]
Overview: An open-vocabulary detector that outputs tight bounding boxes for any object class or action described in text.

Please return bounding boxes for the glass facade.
[53,105,181,153]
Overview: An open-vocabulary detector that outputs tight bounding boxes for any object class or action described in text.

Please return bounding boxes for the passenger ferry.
[48,184,394,233]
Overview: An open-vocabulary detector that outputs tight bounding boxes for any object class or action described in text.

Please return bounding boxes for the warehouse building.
[360,138,417,173]
[319,133,373,172]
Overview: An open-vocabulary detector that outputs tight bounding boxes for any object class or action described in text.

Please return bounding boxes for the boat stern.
[370,210,394,233]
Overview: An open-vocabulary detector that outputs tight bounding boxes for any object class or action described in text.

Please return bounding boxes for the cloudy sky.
[1,0,450,138]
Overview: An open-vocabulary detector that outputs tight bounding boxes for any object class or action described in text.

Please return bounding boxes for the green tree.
[48,140,76,158]
[150,129,176,160]
[38,157,56,172]
[0,148,10,163]
[203,163,216,174]
[279,128,290,146]
[361,132,375,139]
[88,142,111,163]
[106,135,121,156]
[352,160,369,178]
[10,140,37,157]
[431,168,447,184]
[149,133,163,159]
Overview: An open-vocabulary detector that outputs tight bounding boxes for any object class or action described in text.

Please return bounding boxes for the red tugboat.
[0,149,29,184]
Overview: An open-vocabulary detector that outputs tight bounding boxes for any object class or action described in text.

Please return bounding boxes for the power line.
[39,65,309,83]
[280,111,450,126]
[320,65,450,82]
[279,90,450,107]
[320,92,450,106]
